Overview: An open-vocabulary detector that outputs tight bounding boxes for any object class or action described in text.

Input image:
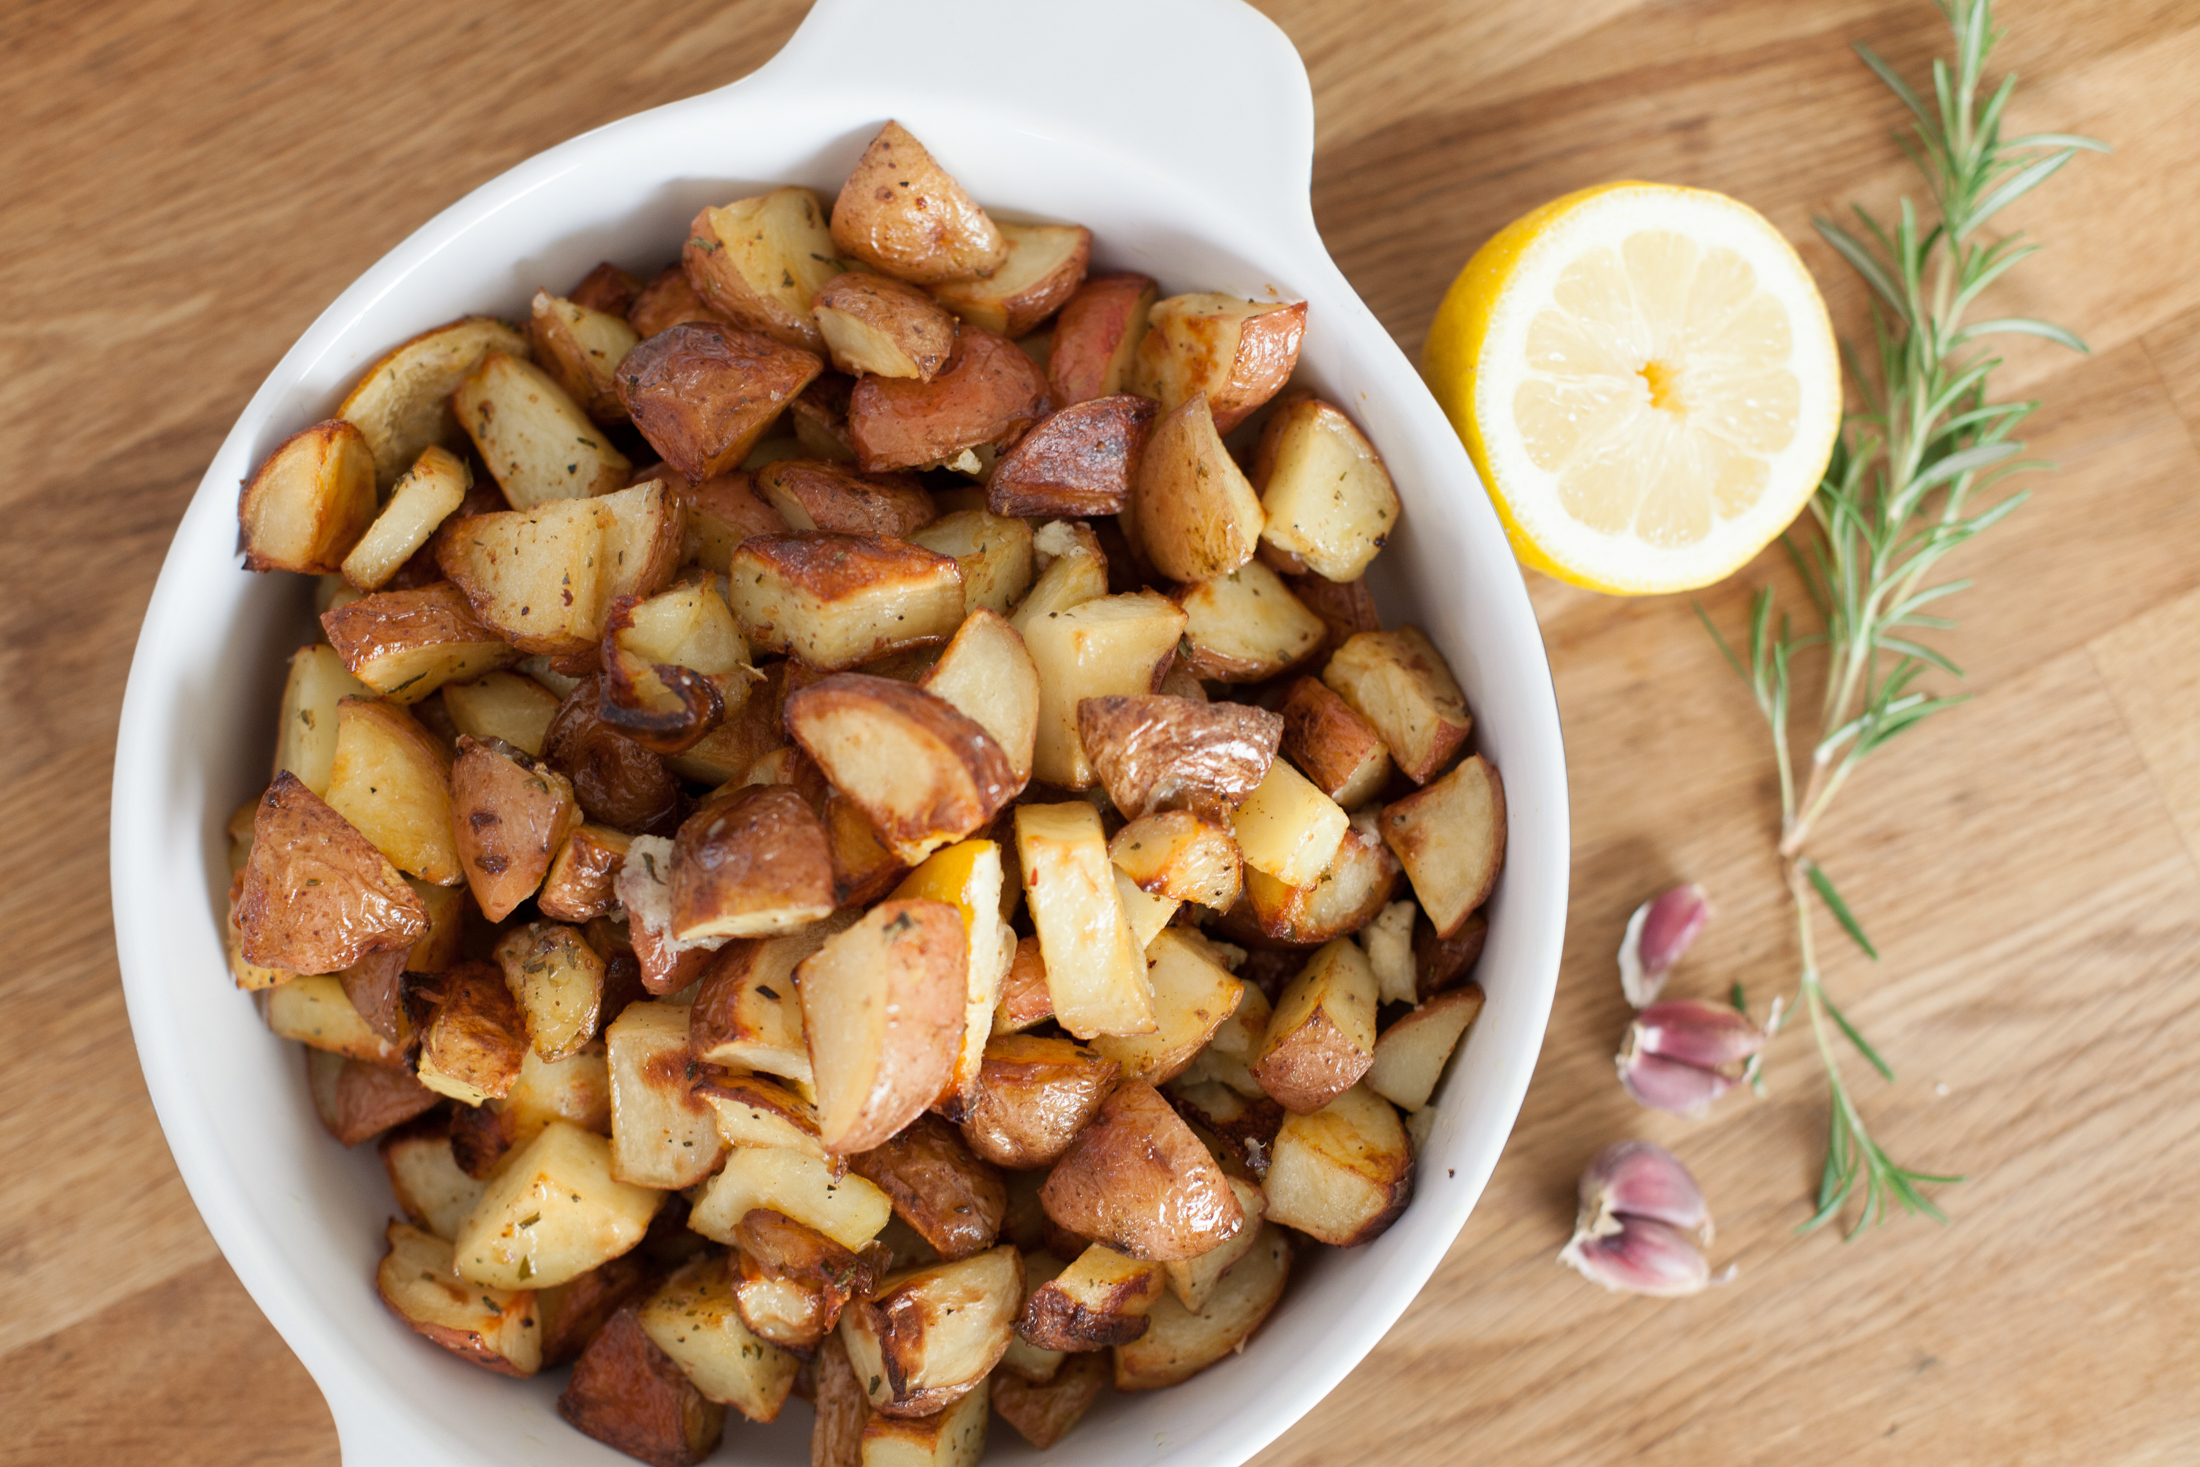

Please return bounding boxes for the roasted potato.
[537,822,632,922]
[322,697,459,885]
[1022,590,1186,789]
[812,270,958,380]
[917,608,1040,785]
[1112,1224,1291,1389]
[929,222,1090,337]
[1128,293,1306,434]
[1007,519,1108,633]
[377,1220,541,1377]
[689,910,856,1084]
[330,942,407,1048]
[1090,931,1244,1087]
[442,669,562,757]
[697,1072,826,1163]
[1014,802,1153,1038]
[636,1253,802,1423]
[788,674,1018,865]
[958,1035,1117,1170]
[908,511,1035,618]
[543,678,683,832]
[322,581,520,703]
[536,1256,657,1371]
[448,735,582,922]
[669,470,790,574]
[1040,1080,1245,1261]
[800,899,970,1154]
[684,186,845,354]
[599,583,752,754]
[847,328,1050,474]
[1323,627,1473,785]
[1415,908,1489,999]
[689,1144,893,1252]
[814,1331,871,1467]
[610,835,726,994]
[453,1042,616,1177]
[1251,396,1400,582]
[272,644,370,796]
[1111,867,1179,948]
[493,921,605,1061]
[1047,272,1157,407]
[1366,984,1484,1112]
[732,1207,888,1348]
[1175,560,1327,684]
[341,444,471,591]
[1108,811,1242,910]
[436,497,616,655]
[1158,1177,1267,1311]
[1380,754,1505,937]
[840,1244,1023,1417]
[530,289,641,424]
[1248,938,1379,1115]
[1239,817,1399,945]
[559,1304,726,1467]
[860,1379,991,1466]
[790,371,859,461]
[888,838,1013,1113]
[754,458,937,537]
[1018,1243,1165,1350]
[992,1350,1109,1450]
[986,394,1156,519]
[603,1000,726,1189]
[629,265,735,338]
[412,960,530,1106]
[1260,1083,1412,1246]
[1077,694,1282,822]
[618,321,824,481]
[1230,755,1349,889]
[338,315,530,490]
[381,1120,488,1239]
[453,1119,664,1289]
[666,785,835,941]
[307,1048,438,1147]
[453,351,630,508]
[990,937,1054,1036]
[1280,676,1393,809]
[569,261,643,317]
[1129,392,1264,583]
[849,1115,1006,1262]
[829,121,1007,285]
[727,532,965,670]
[236,772,427,973]
[262,974,402,1064]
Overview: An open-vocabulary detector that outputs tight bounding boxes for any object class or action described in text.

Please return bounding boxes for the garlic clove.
[1617,883,1710,1008]
[1559,1215,1714,1297]
[1630,999,1766,1071]
[1617,1045,1737,1117]
[1576,1140,1711,1242]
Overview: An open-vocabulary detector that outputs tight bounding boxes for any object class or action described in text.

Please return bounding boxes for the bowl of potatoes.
[110,0,1569,1463]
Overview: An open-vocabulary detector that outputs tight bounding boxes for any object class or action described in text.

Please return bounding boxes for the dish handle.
[743,0,1320,245]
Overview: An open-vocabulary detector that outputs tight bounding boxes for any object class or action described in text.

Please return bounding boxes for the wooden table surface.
[5,0,2197,1462]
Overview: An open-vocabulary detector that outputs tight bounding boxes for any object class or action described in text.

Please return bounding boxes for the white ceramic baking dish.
[110,0,1568,1461]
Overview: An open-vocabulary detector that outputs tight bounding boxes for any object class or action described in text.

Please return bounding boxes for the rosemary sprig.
[1703,0,2104,1236]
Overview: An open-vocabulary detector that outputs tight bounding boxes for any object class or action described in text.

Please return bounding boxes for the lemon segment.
[1425,183,1840,595]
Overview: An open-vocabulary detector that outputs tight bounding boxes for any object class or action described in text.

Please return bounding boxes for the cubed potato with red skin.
[379,1119,488,1239]
[337,315,530,492]
[322,582,521,704]
[839,1245,1023,1418]
[1014,802,1153,1039]
[571,261,643,318]
[958,1035,1118,1169]
[413,959,531,1107]
[683,186,845,355]
[1158,1177,1268,1310]
[993,1350,1109,1449]
[1048,272,1157,406]
[918,607,1041,786]
[987,395,1157,519]
[435,498,614,656]
[493,920,605,1062]
[530,289,640,424]
[559,1305,726,1467]
[1022,591,1186,791]
[323,697,460,886]
[1381,755,1506,938]
[667,785,835,942]
[306,1048,438,1147]
[1077,695,1282,823]
[990,936,1054,1035]
[814,1331,871,1467]
[537,823,632,923]
[1239,819,1399,946]
[1251,396,1401,582]
[628,267,735,338]
[688,912,855,1085]
[453,352,631,508]
[860,1380,992,1465]
[1130,393,1265,584]
[754,458,936,538]
[1322,627,1474,786]
[1111,1225,1291,1390]
[829,121,1007,285]
[799,900,970,1155]
[449,736,582,922]
[1230,756,1350,890]
[848,328,1050,473]
[929,222,1091,337]
[239,418,377,574]
[1108,810,1241,910]
[1249,938,1379,1115]
[537,1252,655,1367]
[618,322,824,482]
[812,271,958,381]
[849,1115,1007,1261]
[1287,572,1382,658]
[727,533,965,672]
[235,772,427,974]
[909,510,1036,620]
[1366,983,1485,1112]
[1261,1083,1413,1246]
[1415,908,1489,999]
[1280,677,1393,809]
[637,1253,802,1423]
[1018,1244,1165,1350]
[1128,293,1307,434]
[612,835,725,995]
[543,678,683,833]
[604,1000,726,1189]
[1089,930,1244,1086]
[1040,1081,1245,1262]
[377,1221,541,1377]
[669,470,790,573]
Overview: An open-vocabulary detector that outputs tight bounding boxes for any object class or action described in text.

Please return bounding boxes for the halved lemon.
[1424,183,1841,595]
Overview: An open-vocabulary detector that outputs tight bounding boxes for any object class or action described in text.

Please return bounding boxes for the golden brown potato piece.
[1018,1244,1165,1350]
[236,422,378,576]
[1280,676,1392,809]
[664,785,835,941]
[1249,938,1378,1114]
[840,1245,1023,1417]
[690,1145,892,1252]
[929,222,1090,337]
[829,121,1007,285]
[958,1035,1117,1169]
[727,532,965,671]
[799,900,970,1154]
[1380,754,1506,937]
[629,265,735,338]
[493,920,605,1062]
[885,838,1012,1114]
[754,458,936,538]
[537,823,632,923]
[454,1119,664,1288]
[673,470,791,573]
[668,657,790,787]
[812,271,958,381]
[847,328,1050,474]
[321,583,520,704]
[451,1043,617,1179]
[341,444,471,591]
[697,1072,825,1162]
[814,1331,871,1467]
[1261,1083,1412,1245]
[1008,518,1107,630]
[1158,1177,1267,1310]
[990,936,1054,1035]
[320,697,459,887]
[544,678,683,832]
[236,772,427,973]
[339,315,530,491]
[537,1253,656,1367]
[860,1379,991,1465]
[1240,817,1399,945]
[993,1350,1108,1449]
[790,371,859,461]
[1322,627,1473,785]
[1230,755,1349,889]
[453,351,630,508]
[530,289,641,424]
[688,912,855,1086]
[1048,272,1157,407]
[1252,396,1400,581]
[1289,571,1383,659]
[1176,560,1327,685]
[998,1247,1067,1379]
[1022,590,1186,790]
[1090,931,1244,1087]
[1129,293,1306,434]
[1130,392,1264,583]
[571,261,644,318]
[558,1304,726,1467]
[732,1207,888,1348]
[612,835,728,995]
[436,497,615,656]
[986,395,1156,519]
[787,674,1018,865]
[1077,695,1282,822]
[1415,908,1488,999]
[1108,811,1241,911]
[907,510,1035,619]
[683,186,844,354]
[449,735,581,921]
[264,974,404,1062]
[1111,1224,1290,1390]
[1014,802,1153,1038]
[380,1119,487,1239]
[849,1115,1005,1262]
[377,1221,541,1377]
[599,581,752,754]
[1366,983,1484,1112]
[272,644,369,796]
[917,608,1040,785]
[1040,1081,1245,1261]
[618,322,824,482]
[604,1001,726,1188]
[414,960,531,1106]
[334,941,409,1046]
[307,1048,438,1147]
[637,1253,802,1423]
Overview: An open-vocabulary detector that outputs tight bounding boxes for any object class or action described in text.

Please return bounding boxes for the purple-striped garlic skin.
[1618,883,1711,1008]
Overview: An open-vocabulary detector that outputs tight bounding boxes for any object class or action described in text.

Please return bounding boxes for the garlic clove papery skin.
[1559,1215,1713,1297]
[1576,1140,1711,1242]
[1617,883,1710,1008]
[1630,1000,1766,1071]
[1617,1045,1738,1117]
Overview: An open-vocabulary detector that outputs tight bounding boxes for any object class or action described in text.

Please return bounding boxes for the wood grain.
[3,0,2196,1463]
